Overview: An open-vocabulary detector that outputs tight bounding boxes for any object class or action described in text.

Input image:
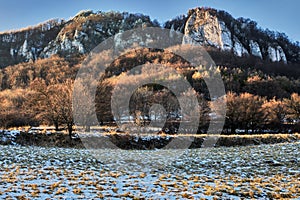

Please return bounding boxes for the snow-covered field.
[0,142,299,199]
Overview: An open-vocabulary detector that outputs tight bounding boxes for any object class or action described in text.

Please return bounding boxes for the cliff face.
[0,8,299,68]
[41,11,157,57]
[182,9,263,58]
[0,19,63,68]
[165,8,299,64]
[0,11,158,68]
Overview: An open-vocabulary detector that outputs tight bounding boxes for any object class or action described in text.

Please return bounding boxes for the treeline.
[0,49,299,135]
[208,48,300,79]
[0,81,299,135]
[0,80,74,135]
[0,55,81,137]
[224,92,300,134]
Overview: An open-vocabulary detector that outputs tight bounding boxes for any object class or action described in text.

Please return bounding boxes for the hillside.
[0,8,299,134]
[0,19,64,68]
[0,11,158,68]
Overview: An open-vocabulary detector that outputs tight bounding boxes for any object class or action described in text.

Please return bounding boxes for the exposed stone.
[268,46,287,63]
[184,9,223,47]
[169,7,295,63]
[249,40,262,58]
[41,11,157,58]
[233,37,249,56]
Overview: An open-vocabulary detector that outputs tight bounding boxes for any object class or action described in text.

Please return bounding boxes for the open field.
[0,141,299,199]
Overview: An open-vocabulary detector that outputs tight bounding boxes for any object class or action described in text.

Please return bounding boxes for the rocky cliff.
[165,7,299,64]
[0,11,158,68]
[41,10,157,57]
[0,8,299,68]
[0,19,64,68]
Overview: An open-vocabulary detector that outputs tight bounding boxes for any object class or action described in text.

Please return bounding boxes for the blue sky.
[0,0,299,42]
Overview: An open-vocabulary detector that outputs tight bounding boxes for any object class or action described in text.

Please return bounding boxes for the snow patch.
[10,48,17,57]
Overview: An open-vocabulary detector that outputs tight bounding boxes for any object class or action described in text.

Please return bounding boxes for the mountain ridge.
[0,7,299,68]
[165,7,299,63]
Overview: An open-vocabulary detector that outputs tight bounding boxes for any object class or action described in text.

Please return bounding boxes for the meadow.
[0,141,299,199]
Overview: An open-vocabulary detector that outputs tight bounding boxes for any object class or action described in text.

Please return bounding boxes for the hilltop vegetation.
[0,48,299,135]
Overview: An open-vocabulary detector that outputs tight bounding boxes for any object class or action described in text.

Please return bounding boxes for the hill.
[0,8,299,69]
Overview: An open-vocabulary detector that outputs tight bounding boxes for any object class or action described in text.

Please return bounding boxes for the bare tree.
[28,78,61,130]
[224,92,240,134]
[0,89,29,128]
[284,93,300,123]
[225,92,265,134]
[28,78,74,138]
[262,98,286,131]
[48,79,74,138]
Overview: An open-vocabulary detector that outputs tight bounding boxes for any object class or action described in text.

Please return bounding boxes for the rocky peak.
[179,8,252,58]
[0,11,158,68]
[0,19,64,68]
[183,8,223,47]
[165,7,299,64]
[41,11,157,58]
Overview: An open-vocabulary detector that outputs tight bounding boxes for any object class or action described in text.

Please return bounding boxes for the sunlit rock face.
[41,11,157,58]
[183,9,233,52]
[183,9,223,47]
[166,7,298,63]
[181,8,249,56]
[267,46,287,63]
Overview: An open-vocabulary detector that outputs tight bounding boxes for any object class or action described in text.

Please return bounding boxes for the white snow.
[1,34,17,43]
[72,40,85,54]
[20,39,28,55]
[58,36,85,54]
[10,48,15,57]
[0,142,299,198]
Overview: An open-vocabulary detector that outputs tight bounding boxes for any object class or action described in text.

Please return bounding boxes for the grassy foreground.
[0,142,299,199]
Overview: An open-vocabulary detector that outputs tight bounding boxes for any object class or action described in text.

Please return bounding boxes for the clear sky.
[0,0,299,42]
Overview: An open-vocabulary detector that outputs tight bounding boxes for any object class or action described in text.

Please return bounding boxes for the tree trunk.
[230,124,236,134]
[54,121,59,131]
[67,124,73,140]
